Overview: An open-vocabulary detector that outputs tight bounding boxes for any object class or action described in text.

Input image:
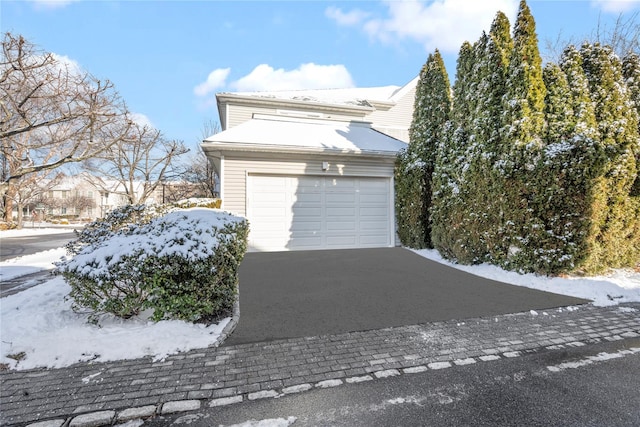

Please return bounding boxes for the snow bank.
[0,277,230,370]
[0,227,76,238]
[0,247,67,281]
[412,249,640,306]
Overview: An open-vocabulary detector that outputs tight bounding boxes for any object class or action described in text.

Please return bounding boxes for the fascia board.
[201,141,399,160]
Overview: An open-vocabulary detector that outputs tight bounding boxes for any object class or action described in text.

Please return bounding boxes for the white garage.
[202,115,407,252]
[247,175,392,251]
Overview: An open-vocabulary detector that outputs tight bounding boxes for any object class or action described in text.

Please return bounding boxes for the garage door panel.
[293,206,323,217]
[360,235,390,245]
[248,175,391,251]
[327,207,357,216]
[327,221,357,231]
[290,221,322,231]
[360,206,388,216]
[326,193,356,204]
[327,179,356,190]
[294,193,322,204]
[360,193,388,204]
[326,235,358,246]
[360,220,389,230]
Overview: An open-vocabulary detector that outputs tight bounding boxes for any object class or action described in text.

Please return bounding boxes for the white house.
[202,78,417,252]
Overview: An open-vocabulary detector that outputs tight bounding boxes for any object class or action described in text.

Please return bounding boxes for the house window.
[61,207,67,214]
[88,191,94,198]
[87,207,93,216]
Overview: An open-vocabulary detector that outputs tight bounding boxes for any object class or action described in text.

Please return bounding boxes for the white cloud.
[130,113,154,129]
[326,0,519,53]
[325,6,371,26]
[193,63,355,101]
[591,0,640,13]
[51,53,82,75]
[194,68,231,97]
[29,0,79,10]
[231,63,355,92]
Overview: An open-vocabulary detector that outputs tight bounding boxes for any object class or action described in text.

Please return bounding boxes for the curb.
[214,294,240,347]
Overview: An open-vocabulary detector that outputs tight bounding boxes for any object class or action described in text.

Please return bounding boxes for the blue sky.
[3,0,639,151]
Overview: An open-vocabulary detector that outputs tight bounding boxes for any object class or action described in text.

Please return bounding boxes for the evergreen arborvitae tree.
[431,42,474,259]
[580,42,640,272]
[537,61,594,273]
[395,148,428,248]
[623,52,640,118]
[622,52,640,196]
[454,12,514,265]
[501,0,546,147]
[496,0,546,271]
[397,50,452,248]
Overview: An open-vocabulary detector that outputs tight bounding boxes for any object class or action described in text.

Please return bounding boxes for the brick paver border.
[1,303,639,426]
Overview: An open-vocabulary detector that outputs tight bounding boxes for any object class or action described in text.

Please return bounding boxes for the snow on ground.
[1,225,77,237]
[223,417,297,427]
[0,247,67,281]
[0,276,230,370]
[412,249,640,307]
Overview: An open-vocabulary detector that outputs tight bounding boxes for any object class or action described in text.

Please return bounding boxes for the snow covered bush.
[65,199,221,256]
[56,208,248,323]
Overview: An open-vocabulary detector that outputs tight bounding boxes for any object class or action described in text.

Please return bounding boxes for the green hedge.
[402,1,639,275]
[56,205,248,323]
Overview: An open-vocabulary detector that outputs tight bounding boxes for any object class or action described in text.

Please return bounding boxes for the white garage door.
[247,175,392,251]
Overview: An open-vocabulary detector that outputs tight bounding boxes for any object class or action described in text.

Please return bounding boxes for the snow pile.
[412,249,640,306]
[0,247,66,281]
[0,277,230,370]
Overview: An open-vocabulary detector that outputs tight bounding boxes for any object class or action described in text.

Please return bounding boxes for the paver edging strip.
[9,303,640,427]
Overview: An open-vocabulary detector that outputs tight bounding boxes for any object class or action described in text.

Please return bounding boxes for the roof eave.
[201,141,400,160]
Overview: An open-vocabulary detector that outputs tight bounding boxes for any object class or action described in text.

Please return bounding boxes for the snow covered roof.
[202,115,407,157]
[221,85,403,108]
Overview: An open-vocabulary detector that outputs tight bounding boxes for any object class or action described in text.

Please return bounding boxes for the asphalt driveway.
[224,247,589,345]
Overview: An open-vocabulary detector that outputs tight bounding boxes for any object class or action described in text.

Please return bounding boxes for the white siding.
[226,104,276,129]
[366,85,416,142]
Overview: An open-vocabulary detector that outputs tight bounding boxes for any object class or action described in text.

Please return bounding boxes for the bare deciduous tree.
[1,32,131,221]
[543,12,639,62]
[179,119,220,198]
[84,123,189,205]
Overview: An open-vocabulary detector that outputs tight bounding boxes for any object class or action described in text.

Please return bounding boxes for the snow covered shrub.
[57,208,248,322]
[66,199,221,256]
[65,204,169,256]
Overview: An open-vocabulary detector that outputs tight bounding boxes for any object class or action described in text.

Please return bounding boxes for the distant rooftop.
[222,84,406,108]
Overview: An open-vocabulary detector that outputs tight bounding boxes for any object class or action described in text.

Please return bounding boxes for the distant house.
[201,78,417,252]
[40,174,159,221]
